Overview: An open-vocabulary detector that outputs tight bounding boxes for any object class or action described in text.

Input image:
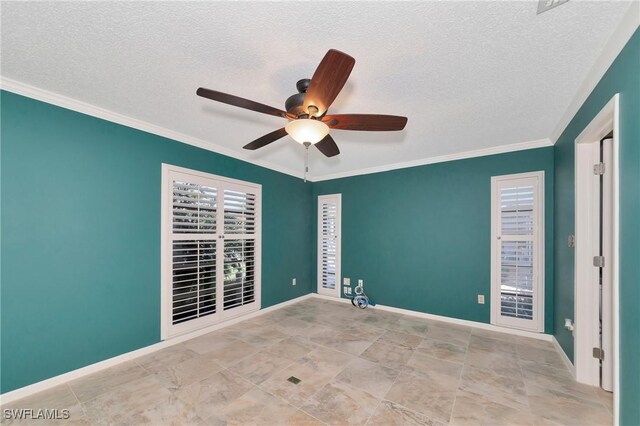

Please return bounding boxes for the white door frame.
[574,94,619,422]
[490,171,545,333]
[161,164,262,340]
[317,194,341,298]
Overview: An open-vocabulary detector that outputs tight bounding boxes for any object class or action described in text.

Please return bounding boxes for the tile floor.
[2,298,613,425]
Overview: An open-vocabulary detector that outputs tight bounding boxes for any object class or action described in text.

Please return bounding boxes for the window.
[491,171,544,332]
[161,164,261,339]
[317,194,341,297]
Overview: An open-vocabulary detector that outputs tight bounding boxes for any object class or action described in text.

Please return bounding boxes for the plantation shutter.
[171,180,218,324]
[163,166,261,339]
[222,187,258,310]
[491,172,544,332]
[317,194,341,296]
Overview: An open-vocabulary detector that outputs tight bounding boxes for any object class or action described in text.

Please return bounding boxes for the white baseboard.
[0,293,313,405]
[553,336,576,377]
[311,293,553,342]
[313,293,354,304]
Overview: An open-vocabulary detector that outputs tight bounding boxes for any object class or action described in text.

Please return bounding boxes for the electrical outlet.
[477,294,485,304]
[343,277,351,285]
[344,287,351,295]
[358,279,363,285]
[292,278,296,286]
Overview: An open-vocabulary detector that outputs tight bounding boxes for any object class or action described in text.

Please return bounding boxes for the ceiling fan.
[196,49,408,159]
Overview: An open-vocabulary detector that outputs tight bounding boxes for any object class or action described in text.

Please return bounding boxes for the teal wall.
[553,28,639,425]
[312,148,555,333]
[0,91,313,393]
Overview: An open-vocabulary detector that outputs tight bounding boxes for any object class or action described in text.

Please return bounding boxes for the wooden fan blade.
[197,87,289,119]
[323,114,408,131]
[303,49,355,116]
[243,128,288,150]
[315,134,340,157]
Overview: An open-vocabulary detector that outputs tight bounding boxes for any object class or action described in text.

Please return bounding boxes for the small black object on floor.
[287,376,301,384]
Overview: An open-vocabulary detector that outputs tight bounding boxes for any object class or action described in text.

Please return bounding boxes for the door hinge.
[593,162,606,175]
[593,256,605,268]
[593,347,605,360]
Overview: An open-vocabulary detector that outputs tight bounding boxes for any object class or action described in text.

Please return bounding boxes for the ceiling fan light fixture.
[285,119,329,144]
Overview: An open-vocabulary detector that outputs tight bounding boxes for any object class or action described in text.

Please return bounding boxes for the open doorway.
[574,94,619,421]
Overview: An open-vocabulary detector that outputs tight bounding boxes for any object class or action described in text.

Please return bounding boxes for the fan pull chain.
[303,142,311,182]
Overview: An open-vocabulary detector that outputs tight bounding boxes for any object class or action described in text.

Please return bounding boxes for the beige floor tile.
[465,346,522,377]
[417,338,467,364]
[527,384,612,426]
[515,336,556,352]
[260,359,337,407]
[6,298,613,426]
[1,414,92,426]
[126,394,206,425]
[430,321,473,333]
[468,335,517,354]
[227,349,293,385]
[233,324,290,347]
[368,400,445,426]
[458,365,528,411]
[471,328,517,343]
[0,385,85,426]
[82,375,171,425]
[335,357,399,399]
[450,390,535,426]
[205,339,260,367]
[136,344,198,373]
[385,369,457,423]
[360,340,415,370]
[209,387,322,425]
[68,361,149,402]
[300,380,380,425]
[181,332,239,355]
[517,345,566,369]
[519,359,573,381]
[405,351,463,387]
[358,309,402,330]
[377,330,423,349]
[273,317,314,336]
[311,330,375,356]
[266,336,317,361]
[386,316,433,337]
[298,346,355,375]
[521,362,600,403]
[173,370,253,421]
[344,322,388,340]
[153,352,224,390]
[427,324,471,347]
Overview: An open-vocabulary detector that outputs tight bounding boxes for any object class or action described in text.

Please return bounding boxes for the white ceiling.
[0,1,633,179]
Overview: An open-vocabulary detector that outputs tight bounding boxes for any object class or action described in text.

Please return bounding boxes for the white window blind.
[222,188,257,311]
[172,240,216,324]
[317,194,341,297]
[162,165,261,339]
[491,172,544,332]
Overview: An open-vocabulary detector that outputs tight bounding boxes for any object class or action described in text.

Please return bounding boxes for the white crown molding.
[549,1,639,143]
[0,77,305,180]
[0,293,313,405]
[308,138,553,182]
[2,77,555,184]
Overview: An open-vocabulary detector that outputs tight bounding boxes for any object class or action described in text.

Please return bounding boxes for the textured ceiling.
[0,1,633,179]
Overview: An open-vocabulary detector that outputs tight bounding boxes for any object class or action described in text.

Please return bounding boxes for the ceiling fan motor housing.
[285,79,312,117]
